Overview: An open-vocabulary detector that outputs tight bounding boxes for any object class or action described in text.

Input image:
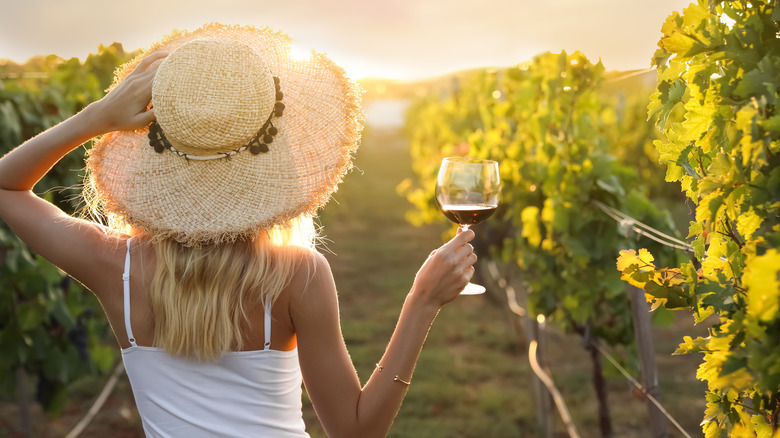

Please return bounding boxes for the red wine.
[440,204,497,226]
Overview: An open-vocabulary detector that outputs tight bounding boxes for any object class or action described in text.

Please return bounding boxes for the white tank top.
[120,239,310,437]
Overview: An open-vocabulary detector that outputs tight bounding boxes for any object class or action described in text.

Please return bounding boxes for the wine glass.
[435,157,501,295]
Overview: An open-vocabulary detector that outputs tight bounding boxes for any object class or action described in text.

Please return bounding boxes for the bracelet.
[393,375,411,386]
[376,363,411,385]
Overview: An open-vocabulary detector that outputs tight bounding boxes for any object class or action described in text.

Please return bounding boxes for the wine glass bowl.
[435,157,501,295]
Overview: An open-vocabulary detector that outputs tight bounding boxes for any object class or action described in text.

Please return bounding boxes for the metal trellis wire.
[592,200,695,253]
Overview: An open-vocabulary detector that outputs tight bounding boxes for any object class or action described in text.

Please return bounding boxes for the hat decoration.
[147,75,285,159]
[85,24,363,246]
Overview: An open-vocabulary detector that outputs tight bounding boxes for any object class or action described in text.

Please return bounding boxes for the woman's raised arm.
[0,52,166,291]
[0,51,165,192]
[292,230,477,438]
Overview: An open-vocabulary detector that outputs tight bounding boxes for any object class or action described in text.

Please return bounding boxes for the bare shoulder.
[75,231,139,298]
[284,248,337,320]
[285,247,333,292]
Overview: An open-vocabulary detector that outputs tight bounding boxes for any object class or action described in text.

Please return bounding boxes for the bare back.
[95,237,302,353]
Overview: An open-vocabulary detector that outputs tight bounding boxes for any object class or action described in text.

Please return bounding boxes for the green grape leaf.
[16,302,46,332]
[89,344,116,373]
[733,60,777,99]
[688,221,703,239]
[649,79,686,123]
[596,176,625,197]
[645,281,689,309]
[719,355,748,377]
[761,114,780,134]
[699,282,735,312]
[50,289,76,328]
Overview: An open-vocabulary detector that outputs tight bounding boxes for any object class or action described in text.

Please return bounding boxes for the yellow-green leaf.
[616,248,656,272]
[674,335,710,355]
[521,206,542,247]
[744,249,780,322]
[750,414,773,438]
[736,209,762,241]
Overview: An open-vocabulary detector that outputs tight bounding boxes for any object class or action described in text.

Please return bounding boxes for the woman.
[0,24,476,437]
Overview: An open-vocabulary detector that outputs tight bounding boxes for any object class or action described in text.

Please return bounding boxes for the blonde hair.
[148,216,316,361]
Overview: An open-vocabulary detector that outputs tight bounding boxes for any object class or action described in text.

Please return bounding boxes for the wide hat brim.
[86,24,363,246]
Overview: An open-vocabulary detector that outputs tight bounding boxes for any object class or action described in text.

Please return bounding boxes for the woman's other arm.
[292,230,477,438]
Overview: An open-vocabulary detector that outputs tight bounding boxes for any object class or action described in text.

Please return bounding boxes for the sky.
[0,0,693,80]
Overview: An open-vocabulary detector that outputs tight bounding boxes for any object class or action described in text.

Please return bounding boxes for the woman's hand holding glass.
[409,229,478,308]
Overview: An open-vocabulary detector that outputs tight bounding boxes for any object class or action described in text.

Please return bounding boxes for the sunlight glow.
[0,0,698,80]
[720,14,736,29]
[289,44,312,61]
[287,45,374,79]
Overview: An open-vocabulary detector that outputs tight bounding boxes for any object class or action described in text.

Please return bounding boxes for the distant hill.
[0,42,132,82]
[601,68,657,96]
[358,66,657,102]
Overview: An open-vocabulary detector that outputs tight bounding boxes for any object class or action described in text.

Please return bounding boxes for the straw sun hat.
[86,23,363,246]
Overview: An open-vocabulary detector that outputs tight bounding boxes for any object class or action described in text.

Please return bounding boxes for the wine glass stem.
[459,225,470,233]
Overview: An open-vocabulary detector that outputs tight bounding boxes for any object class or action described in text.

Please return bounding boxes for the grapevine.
[401,51,681,434]
[617,1,780,435]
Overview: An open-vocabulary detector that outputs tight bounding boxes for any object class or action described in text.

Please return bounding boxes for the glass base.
[460,282,486,295]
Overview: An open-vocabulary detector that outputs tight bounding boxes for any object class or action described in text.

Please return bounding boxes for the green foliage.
[617,0,780,434]
[599,71,687,204]
[401,52,679,350]
[0,43,134,413]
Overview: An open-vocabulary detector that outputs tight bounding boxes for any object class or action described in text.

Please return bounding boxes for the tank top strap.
[263,295,272,350]
[123,238,137,347]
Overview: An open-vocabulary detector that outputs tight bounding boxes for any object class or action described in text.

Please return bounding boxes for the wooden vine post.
[485,262,553,437]
[628,286,667,438]
[532,316,554,438]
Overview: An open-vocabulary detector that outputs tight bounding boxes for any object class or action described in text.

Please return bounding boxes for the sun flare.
[289,44,312,61]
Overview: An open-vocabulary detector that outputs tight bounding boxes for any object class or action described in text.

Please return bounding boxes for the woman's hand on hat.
[409,229,477,308]
[86,51,168,134]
